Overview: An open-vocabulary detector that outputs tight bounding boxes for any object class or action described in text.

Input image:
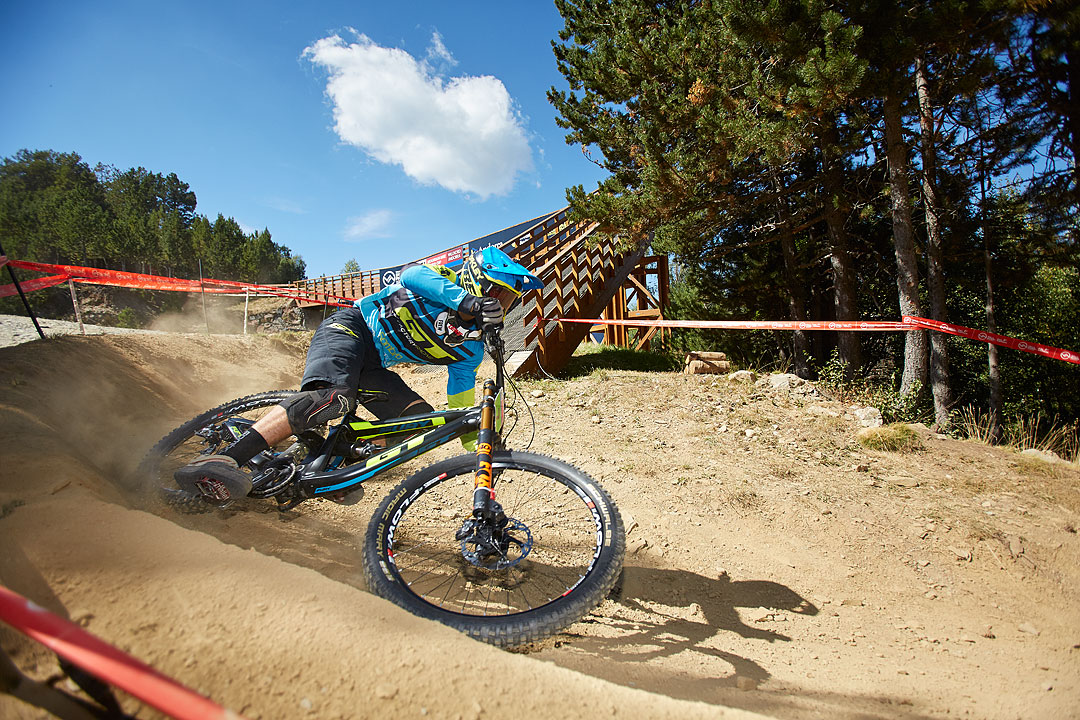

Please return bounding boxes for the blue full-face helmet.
[460,246,543,308]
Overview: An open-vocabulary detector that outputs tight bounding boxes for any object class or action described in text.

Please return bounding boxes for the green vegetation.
[0,149,305,285]
[550,0,1080,436]
[115,307,141,329]
[564,343,680,377]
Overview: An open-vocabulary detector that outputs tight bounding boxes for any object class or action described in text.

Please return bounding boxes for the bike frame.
[244,330,507,506]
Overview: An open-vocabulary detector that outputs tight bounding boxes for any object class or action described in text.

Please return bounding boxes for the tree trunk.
[977,127,1003,443]
[915,57,953,429]
[779,224,811,378]
[771,174,810,378]
[984,237,1003,443]
[883,88,928,397]
[822,119,861,377]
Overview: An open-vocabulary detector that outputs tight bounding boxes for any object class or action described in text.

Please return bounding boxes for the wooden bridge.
[294,208,669,377]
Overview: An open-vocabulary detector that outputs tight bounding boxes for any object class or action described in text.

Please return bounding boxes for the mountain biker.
[173,246,543,504]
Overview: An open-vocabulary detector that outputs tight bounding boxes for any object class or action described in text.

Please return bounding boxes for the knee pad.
[280,386,357,433]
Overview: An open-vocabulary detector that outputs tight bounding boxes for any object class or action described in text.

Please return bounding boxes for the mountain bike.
[139,327,625,647]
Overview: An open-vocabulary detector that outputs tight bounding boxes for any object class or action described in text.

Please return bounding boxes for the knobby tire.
[362,450,625,647]
[135,391,295,501]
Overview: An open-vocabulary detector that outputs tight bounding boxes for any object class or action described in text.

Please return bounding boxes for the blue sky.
[0,1,606,278]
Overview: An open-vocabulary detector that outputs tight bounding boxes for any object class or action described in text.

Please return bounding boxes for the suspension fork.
[472,379,499,520]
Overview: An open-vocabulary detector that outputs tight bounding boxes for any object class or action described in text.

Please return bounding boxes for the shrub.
[857,424,923,452]
[116,307,141,328]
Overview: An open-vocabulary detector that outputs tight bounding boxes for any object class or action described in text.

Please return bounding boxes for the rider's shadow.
[563,565,817,687]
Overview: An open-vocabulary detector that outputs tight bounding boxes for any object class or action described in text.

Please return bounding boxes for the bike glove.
[460,295,504,331]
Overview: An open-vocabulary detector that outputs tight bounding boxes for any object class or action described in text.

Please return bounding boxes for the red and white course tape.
[548,316,1079,365]
[0,585,243,720]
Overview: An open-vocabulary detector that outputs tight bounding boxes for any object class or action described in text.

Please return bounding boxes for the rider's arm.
[399,264,471,312]
[447,354,483,450]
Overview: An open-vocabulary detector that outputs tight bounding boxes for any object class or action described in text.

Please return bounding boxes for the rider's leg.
[174,307,372,501]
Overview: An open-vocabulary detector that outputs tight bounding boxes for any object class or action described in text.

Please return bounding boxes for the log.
[684,355,732,375]
[685,351,728,363]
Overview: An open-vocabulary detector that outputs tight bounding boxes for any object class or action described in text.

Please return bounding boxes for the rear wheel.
[136,391,298,510]
[363,450,625,647]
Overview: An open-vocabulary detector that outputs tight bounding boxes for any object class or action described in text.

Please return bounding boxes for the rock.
[717,424,729,434]
[886,475,920,488]
[1007,536,1025,558]
[529,390,545,399]
[853,406,884,428]
[768,373,805,390]
[806,404,841,418]
[949,546,973,562]
[1018,623,1041,636]
[744,428,757,438]
[727,370,757,383]
[1020,448,1059,464]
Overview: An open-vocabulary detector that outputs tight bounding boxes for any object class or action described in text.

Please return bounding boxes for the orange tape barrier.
[0,585,243,719]
[0,258,354,308]
[550,316,1080,365]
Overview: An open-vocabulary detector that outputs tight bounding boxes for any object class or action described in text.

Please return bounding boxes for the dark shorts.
[302,307,423,419]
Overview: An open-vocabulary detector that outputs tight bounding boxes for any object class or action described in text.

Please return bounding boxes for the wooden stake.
[198,259,209,335]
[67,279,86,335]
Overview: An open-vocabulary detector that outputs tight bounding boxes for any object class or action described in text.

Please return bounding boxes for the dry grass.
[857,423,924,452]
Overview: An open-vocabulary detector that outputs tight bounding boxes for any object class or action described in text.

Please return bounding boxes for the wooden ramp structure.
[294,207,669,377]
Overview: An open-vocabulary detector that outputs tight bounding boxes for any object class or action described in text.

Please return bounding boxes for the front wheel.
[362,451,625,647]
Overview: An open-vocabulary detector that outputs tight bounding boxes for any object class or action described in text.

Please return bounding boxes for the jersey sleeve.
[399,264,470,311]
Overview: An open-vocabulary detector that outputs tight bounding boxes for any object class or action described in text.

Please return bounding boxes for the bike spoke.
[385,463,601,617]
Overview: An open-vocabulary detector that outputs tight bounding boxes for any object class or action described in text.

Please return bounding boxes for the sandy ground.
[0,327,1078,719]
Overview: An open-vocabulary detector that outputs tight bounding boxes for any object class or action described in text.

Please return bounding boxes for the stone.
[768,373,805,390]
[727,370,757,383]
[1020,448,1060,464]
[950,546,973,562]
[806,404,841,418]
[886,475,920,488]
[853,406,884,428]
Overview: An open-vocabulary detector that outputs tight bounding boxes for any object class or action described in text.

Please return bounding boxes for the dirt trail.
[1,331,1078,719]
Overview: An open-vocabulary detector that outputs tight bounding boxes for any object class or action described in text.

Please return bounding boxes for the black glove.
[461,295,504,331]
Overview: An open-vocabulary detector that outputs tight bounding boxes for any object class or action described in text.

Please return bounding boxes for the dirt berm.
[1,331,1078,719]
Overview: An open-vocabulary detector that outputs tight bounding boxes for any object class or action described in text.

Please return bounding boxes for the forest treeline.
[550,0,1079,434]
[0,149,306,284]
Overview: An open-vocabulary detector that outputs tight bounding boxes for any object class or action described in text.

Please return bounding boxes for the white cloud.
[344,209,394,241]
[424,31,457,70]
[304,32,533,198]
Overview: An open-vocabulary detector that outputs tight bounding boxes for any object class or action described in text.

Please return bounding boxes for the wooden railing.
[292,206,664,376]
[295,270,382,306]
[500,210,653,376]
